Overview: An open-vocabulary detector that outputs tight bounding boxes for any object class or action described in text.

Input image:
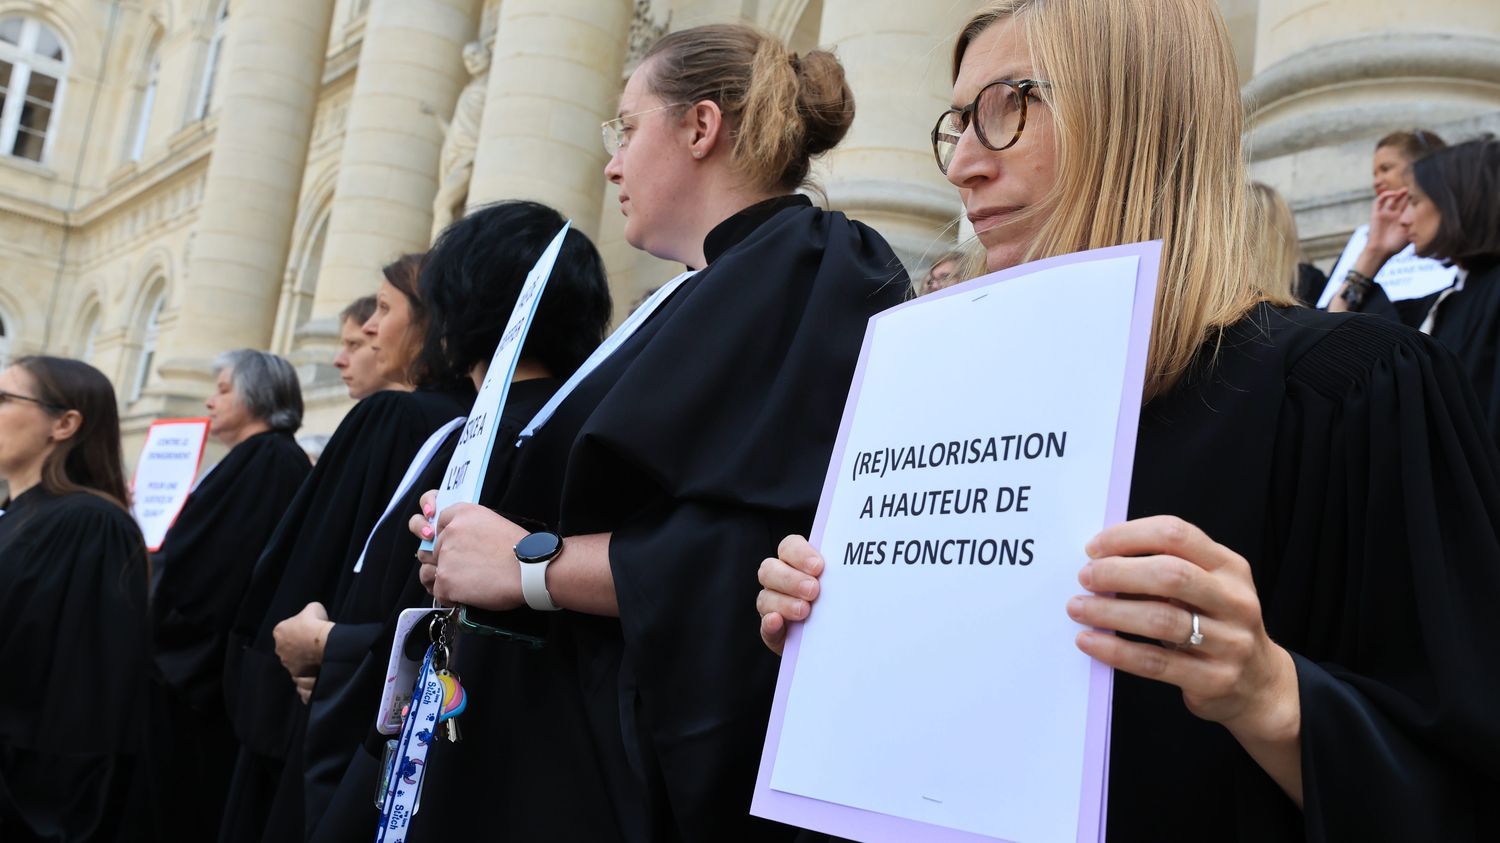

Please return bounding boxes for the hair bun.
[795,49,854,156]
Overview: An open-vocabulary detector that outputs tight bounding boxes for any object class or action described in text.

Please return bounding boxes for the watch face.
[515,531,562,563]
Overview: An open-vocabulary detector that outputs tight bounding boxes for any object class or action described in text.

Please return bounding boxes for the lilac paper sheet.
[751,241,1162,843]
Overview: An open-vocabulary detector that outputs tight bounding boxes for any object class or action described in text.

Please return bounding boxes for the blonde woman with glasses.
[758,1,1500,839]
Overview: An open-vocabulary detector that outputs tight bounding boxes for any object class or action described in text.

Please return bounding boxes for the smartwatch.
[515,531,564,611]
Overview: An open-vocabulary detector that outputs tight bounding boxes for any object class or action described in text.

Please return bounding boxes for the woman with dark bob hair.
[0,356,155,839]
[758,1,1500,840]
[225,200,610,841]
[149,349,311,841]
[301,199,612,841]
[1333,136,1500,440]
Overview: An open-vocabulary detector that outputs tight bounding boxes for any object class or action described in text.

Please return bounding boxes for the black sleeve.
[572,210,908,838]
[1281,323,1500,841]
[152,437,309,708]
[225,392,457,757]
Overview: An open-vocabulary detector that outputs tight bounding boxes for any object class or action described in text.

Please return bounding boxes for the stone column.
[814,0,969,280]
[1244,0,1500,262]
[464,0,632,239]
[152,0,335,398]
[308,0,481,331]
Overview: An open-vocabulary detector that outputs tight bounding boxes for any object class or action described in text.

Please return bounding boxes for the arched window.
[127,44,160,161]
[131,288,165,402]
[194,0,229,120]
[0,16,68,163]
[77,302,100,361]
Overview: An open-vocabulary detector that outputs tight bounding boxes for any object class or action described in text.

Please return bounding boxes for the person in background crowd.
[920,249,965,295]
[1372,129,1446,195]
[1327,136,1500,442]
[758,2,1500,840]
[302,200,612,841]
[1247,181,1324,305]
[1326,128,1446,310]
[0,357,155,840]
[218,253,474,843]
[409,22,908,840]
[333,295,404,400]
[149,350,311,843]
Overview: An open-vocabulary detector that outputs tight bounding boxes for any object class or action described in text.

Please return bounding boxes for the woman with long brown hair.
[217,252,475,843]
[0,356,155,840]
[758,1,1500,839]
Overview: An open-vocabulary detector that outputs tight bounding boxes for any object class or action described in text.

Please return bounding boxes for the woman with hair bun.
[149,349,311,842]
[0,356,155,839]
[409,22,908,841]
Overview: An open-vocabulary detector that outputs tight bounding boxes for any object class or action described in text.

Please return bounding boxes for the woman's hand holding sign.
[757,516,1304,804]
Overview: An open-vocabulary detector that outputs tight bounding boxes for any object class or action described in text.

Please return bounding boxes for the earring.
[693,150,703,159]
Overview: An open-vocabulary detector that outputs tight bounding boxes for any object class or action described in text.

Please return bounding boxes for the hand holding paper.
[752,243,1161,843]
[756,534,824,655]
[1070,516,1303,805]
[427,503,528,610]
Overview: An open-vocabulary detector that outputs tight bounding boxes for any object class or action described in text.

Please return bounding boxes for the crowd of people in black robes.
[5,2,1500,842]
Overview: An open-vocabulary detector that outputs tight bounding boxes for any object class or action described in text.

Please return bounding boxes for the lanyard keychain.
[375,611,468,838]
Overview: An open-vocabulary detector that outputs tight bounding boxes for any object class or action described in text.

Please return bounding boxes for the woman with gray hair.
[148,348,312,841]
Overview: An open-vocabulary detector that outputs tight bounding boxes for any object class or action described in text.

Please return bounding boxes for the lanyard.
[375,645,444,839]
[353,416,466,573]
[515,270,698,445]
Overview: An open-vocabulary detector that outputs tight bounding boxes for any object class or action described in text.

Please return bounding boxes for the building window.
[194,0,229,120]
[0,16,68,164]
[78,303,100,361]
[127,48,160,161]
[131,290,164,402]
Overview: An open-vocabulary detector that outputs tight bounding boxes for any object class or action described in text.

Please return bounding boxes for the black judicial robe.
[148,430,310,842]
[407,195,906,842]
[1106,304,1500,840]
[0,489,154,842]
[219,384,472,843]
[1362,261,1500,444]
[302,377,559,841]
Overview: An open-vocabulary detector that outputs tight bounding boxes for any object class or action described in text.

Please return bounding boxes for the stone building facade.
[1,0,1497,454]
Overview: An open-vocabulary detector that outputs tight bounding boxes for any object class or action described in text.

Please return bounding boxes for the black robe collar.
[702,194,813,265]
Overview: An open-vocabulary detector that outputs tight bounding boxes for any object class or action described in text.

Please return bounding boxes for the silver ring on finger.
[1185,612,1205,647]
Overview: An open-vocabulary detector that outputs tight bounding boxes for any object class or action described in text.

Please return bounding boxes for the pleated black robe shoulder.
[219,384,471,843]
[0,489,154,842]
[440,195,907,842]
[148,429,309,843]
[1105,304,1500,840]
[1360,261,1500,444]
[301,377,559,841]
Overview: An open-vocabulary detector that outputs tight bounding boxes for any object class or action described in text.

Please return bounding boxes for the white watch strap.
[520,558,561,611]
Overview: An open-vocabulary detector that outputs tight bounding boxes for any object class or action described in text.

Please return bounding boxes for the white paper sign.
[754,242,1160,843]
[421,221,571,550]
[132,418,211,551]
[1317,225,1458,308]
